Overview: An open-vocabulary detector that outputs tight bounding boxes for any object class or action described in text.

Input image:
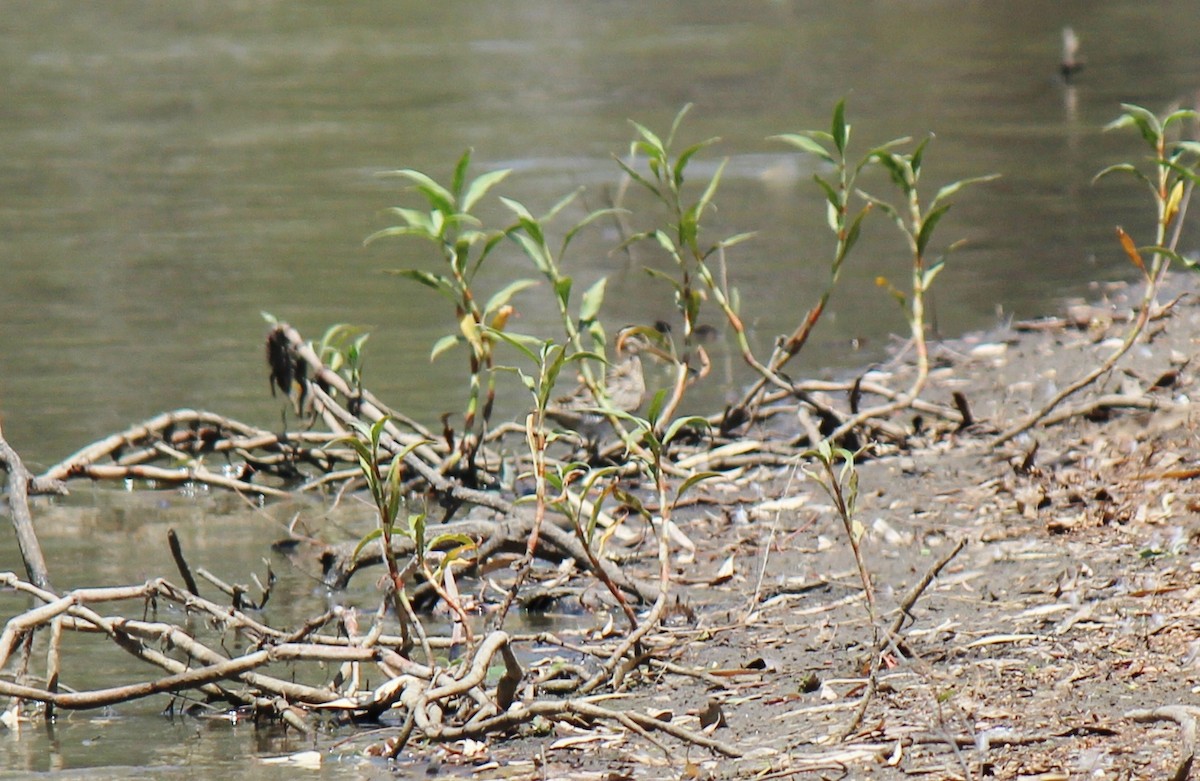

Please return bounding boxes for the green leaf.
[451,149,472,202]
[1163,160,1200,187]
[1163,108,1200,131]
[351,527,385,562]
[484,278,538,317]
[666,103,693,148]
[872,151,912,192]
[340,436,371,464]
[510,232,553,274]
[831,99,848,156]
[645,266,681,291]
[541,188,582,221]
[388,269,459,304]
[486,328,544,364]
[850,517,865,543]
[1107,103,1161,148]
[562,207,623,254]
[629,120,665,156]
[1092,163,1150,187]
[430,333,462,362]
[910,136,932,179]
[916,203,952,256]
[385,456,404,525]
[554,276,572,310]
[462,169,512,212]
[843,206,870,257]
[771,133,834,165]
[410,513,427,554]
[677,470,721,500]
[387,206,437,232]
[694,157,728,222]
[580,277,607,322]
[930,174,1000,212]
[663,414,710,445]
[811,174,841,210]
[856,190,902,226]
[499,195,534,222]
[363,224,436,245]
[428,532,477,552]
[921,259,945,289]
[673,137,720,189]
[716,232,756,250]
[615,156,662,199]
[369,416,389,450]
[392,169,456,214]
[652,229,678,255]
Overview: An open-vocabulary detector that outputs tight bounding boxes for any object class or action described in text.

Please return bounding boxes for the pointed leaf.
[916,203,952,256]
[843,206,870,257]
[1092,163,1151,188]
[1107,104,1161,148]
[663,415,710,445]
[499,195,534,222]
[388,269,459,304]
[459,313,484,355]
[462,169,512,212]
[1165,179,1185,228]
[811,174,840,210]
[644,266,681,290]
[921,259,946,289]
[451,149,472,201]
[716,231,756,250]
[771,133,834,165]
[831,99,848,155]
[673,137,720,189]
[484,278,538,317]
[615,156,662,198]
[910,136,932,179]
[580,277,608,322]
[486,329,543,364]
[872,151,911,191]
[364,225,435,245]
[351,528,385,562]
[629,120,665,155]
[694,157,728,220]
[430,333,462,362]
[1115,226,1147,277]
[392,169,455,213]
[562,207,624,254]
[677,470,721,500]
[510,232,553,274]
[930,174,1000,212]
[666,103,693,148]
[554,276,572,310]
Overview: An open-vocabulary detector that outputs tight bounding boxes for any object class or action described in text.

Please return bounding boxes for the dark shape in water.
[1060,26,1085,82]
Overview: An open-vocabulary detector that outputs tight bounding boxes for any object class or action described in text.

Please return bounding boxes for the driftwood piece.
[0,572,724,756]
[0,424,65,590]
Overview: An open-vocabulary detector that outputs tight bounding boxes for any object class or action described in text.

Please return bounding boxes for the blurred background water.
[3,0,1200,466]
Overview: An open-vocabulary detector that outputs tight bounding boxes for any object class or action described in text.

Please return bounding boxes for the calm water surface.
[3,0,1200,775]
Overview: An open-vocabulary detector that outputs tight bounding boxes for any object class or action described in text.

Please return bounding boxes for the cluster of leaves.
[323,101,1006,641]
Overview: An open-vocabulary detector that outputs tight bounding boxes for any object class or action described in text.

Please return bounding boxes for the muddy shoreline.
[492,275,1200,779]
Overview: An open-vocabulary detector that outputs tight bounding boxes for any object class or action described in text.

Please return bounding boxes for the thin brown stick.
[0,425,61,590]
[166,529,201,597]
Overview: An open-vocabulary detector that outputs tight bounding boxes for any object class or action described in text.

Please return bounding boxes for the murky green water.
[2,0,1200,774]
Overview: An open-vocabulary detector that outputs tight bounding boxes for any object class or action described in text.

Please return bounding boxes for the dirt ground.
[463,277,1200,780]
[13,277,1200,780]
